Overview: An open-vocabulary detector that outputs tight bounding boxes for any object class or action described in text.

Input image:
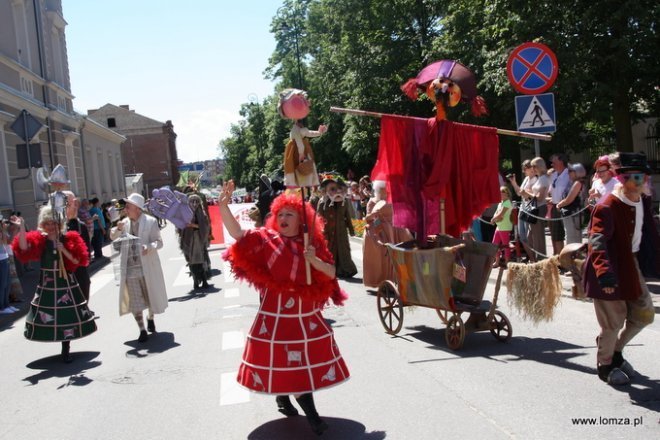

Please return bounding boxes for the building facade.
[87,104,179,197]
[0,0,124,226]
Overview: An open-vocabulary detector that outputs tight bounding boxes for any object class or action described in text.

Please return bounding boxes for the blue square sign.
[515,93,556,134]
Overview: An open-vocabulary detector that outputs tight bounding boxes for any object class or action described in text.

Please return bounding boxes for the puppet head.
[401,60,488,119]
[278,88,310,120]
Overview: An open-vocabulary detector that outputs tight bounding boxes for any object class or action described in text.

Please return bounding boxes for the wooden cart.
[377,235,512,350]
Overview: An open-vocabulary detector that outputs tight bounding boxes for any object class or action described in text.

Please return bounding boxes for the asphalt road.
[1,224,659,440]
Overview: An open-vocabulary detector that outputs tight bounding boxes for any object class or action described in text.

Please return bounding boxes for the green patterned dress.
[15,232,97,342]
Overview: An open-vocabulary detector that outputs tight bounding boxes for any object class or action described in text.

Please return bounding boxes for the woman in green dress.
[12,205,96,363]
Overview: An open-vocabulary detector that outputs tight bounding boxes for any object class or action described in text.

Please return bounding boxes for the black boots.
[61,341,72,363]
[276,395,299,417]
[147,318,156,333]
[296,393,328,436]
[138,329,149,342]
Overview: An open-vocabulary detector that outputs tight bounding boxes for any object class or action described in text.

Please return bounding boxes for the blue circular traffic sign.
[507,42,558,94]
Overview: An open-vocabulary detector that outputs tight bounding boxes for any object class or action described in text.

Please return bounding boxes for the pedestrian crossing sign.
[515,93,556,134]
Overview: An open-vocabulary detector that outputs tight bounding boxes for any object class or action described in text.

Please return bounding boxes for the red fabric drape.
[372,115,500,238]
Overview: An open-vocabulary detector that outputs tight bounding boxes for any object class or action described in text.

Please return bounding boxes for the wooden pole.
[329,106,553,141]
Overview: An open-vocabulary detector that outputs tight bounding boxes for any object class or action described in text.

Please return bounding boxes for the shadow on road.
[248,416,386,440]
[406,327,660,412]
[123,331,180,358]
[23,351,101,386]
[168,285,222,302]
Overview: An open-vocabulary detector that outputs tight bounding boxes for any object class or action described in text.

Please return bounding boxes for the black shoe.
[296,393,328,436]
[147,319,156,333]
[138,330,149,342]
[276,395,299,417]
[201,281,210,289]
[61,341,73,363]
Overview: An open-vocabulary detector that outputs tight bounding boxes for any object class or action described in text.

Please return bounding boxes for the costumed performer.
[179,194,211,290]
[362,180,413,288]
[315,175,358,278]
[220,180,349,436]
[583,152,657,386]
[110,193,169,343]
[12,207,95,363]
[279,88,327,189]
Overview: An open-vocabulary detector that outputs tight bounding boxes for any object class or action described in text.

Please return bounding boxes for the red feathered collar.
[223,228,341,303]
[12,231,89,271]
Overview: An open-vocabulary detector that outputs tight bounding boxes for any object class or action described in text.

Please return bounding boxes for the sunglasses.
[620,173,645,183]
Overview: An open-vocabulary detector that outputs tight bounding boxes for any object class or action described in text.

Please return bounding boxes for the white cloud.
[173,108,240,163]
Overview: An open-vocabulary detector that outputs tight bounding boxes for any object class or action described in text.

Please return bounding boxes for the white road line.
[172,265,191,286]
[223,314,243,319]
[220,372,250,405]
[90,273,115,297]
[224,288,240,298]
[169,256,186,261]
[222,330,245,350]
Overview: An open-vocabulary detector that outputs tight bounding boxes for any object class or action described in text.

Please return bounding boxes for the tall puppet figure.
[12,165,96,363]
[279,88,327,189]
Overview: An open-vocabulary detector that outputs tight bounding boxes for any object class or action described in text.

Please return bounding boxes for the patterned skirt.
[25,265,97,342]
[237,290,349,394]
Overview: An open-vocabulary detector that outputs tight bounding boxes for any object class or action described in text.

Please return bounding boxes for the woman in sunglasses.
[583,152,657,386]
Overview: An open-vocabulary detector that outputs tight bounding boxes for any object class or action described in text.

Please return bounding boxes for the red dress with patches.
[223,228,350,394]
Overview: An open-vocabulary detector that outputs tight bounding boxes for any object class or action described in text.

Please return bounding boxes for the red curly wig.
[265,192,326,245]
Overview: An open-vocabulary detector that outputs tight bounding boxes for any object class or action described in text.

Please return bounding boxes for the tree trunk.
[612,87,633,152]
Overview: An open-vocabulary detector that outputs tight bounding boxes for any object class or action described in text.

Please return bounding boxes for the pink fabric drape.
[371,115,500,238]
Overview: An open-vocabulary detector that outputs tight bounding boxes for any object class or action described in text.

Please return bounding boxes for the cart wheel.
[489,310,512,342]
[436,309,450,325]
[377,281,404,335]
[445,314,465,350]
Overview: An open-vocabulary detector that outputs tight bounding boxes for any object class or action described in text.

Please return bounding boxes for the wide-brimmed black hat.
[616,152,653,175]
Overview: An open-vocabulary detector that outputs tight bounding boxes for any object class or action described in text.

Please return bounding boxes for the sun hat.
[124,193,145,210]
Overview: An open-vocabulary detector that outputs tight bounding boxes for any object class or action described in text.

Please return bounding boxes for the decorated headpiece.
[318,172,346,189]
[401,59,488,117]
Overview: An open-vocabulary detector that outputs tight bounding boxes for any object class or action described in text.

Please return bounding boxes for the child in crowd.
[490,186,513,268]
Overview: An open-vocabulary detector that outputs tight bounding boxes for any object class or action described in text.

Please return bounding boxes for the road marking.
[223,314,243,319]
[169,256,186,262]
[222,330,245,350]
[225,288,240,298]
[172,265,191,286]
[220,372,249,405]
[90,273,115,297]
[222,260,235,283]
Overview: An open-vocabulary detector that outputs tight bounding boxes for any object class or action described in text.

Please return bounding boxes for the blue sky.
[63,0,284,163]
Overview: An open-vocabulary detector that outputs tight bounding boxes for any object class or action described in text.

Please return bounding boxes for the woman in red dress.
[220,181,349,436]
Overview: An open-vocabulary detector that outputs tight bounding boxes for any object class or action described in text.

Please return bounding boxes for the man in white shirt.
[547,153,571,255]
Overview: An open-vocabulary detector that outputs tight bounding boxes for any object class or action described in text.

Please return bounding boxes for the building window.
[107,118,116,128]
[20,75,34,97]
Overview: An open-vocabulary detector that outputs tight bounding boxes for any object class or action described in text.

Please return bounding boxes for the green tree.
[436,0,660,154]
